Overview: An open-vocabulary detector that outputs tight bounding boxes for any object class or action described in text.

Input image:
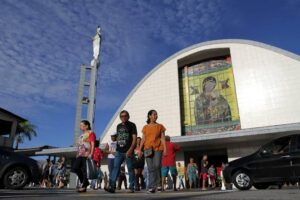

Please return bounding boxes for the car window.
[297,136,300,151]
[263,136,291,155]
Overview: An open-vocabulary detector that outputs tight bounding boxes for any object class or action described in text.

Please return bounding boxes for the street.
[1,188,300,200]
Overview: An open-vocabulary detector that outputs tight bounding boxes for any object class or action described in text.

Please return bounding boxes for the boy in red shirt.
[93,140,103,167]
[161,135,180,191]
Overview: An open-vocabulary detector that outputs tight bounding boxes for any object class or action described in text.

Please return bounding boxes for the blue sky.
[1,0,300,148]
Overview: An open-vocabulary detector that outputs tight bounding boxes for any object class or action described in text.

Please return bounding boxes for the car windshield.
[262,136,291,155]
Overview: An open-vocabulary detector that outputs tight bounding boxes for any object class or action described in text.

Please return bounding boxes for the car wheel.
[233,170,253,190]
[3,166,29,189]
[253,183,270,189]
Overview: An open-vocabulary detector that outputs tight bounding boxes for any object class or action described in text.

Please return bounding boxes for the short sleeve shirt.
[162,141,180,166]
[116,121,137,153]
[201,160,208,173]
[108,141,117,159]
[77,131,96,157]
[142,123,166,151]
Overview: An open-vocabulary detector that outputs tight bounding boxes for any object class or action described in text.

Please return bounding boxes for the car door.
[290,135,300,179]
[0,148,11,173]
[248,136,293,182]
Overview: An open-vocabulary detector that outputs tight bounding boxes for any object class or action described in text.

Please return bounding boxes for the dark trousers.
[117,175,128,189]
[72,156,89,187]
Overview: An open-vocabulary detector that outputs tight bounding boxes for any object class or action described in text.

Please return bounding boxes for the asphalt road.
[0,188,300,200]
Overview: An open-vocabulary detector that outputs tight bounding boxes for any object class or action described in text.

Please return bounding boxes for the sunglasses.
[120,115,128,118]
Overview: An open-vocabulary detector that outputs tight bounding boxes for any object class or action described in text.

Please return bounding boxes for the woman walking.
[72,120,96,192]
[187,158,198,189]
[139,110,167,193]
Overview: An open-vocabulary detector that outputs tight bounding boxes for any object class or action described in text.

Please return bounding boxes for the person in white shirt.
[105,133,117,178]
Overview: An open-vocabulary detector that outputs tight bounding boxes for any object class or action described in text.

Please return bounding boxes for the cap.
[111,132,117,136]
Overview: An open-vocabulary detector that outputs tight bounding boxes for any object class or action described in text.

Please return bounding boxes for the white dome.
[100,39,300,144]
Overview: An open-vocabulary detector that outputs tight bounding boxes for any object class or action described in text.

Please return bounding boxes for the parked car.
[0,147,41,189]
[223,134,300,190]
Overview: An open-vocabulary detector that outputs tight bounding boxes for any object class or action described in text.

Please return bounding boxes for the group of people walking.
[186,156,223,190]
[71,109,221,193]
[41,157,66,188]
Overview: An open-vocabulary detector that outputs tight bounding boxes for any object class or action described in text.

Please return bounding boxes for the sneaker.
[147,188,156,194]
[157,186,162,191]
[126,189,135,193]
[77,187,87,193]
[104,187,115,193]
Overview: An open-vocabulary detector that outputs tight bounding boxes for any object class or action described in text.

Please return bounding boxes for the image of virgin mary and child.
[194,76,232,125]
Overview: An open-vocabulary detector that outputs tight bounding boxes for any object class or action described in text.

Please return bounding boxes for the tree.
[15,121,37,149]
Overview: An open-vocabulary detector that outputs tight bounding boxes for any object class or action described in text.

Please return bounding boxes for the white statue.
[92,26,101,60]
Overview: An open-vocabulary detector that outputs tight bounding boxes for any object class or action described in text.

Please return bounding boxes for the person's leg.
[109,152,125,190]
[134,168,139,190]
[108,159,114,178]
[125,156,135,191]
[152,151,162,189]
[192,175,196,189]
[139,168,145,189]
[91,179,95,189]
[212,177,216,188]
[202,173,207,190]
[161,166,168,191]
[179,176,184,189]
[124,176,128,189]
[117,176,121,190]
[145,156,155,190]
[170,166,178,191]
[72,157,84,184]
[100,178,103,189]
[188,174,192,189]
[80,157,89,188]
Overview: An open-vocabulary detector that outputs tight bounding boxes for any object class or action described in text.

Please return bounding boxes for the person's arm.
[205,161,208,167]
[105,143,110,154]
[89,141,95,159]
[126,134,137,158]
[138,132,146,158]
[126,124,137,157]
[174,143,180,152]
[161,131,167,156]
[89,132,95,159]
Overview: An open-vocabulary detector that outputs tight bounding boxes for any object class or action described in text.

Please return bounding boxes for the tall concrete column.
[74,27,101,145]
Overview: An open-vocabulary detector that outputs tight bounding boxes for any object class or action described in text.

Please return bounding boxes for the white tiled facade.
[101,40,300,144]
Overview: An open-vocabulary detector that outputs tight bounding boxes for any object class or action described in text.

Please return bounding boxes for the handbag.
[86,158,98,179]
[144,146,154,158]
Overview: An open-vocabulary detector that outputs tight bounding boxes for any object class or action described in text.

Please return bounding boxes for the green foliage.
[15,121,37,149]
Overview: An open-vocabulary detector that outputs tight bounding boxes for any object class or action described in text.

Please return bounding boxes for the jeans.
[109,152,135,190]
[91,179,97,189]
[145,150,162,190]
[143,166,149,189]
[178,175,185,189]
[72,156,89,187]
[108,158,115,177]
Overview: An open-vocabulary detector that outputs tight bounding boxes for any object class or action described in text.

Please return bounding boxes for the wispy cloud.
[0,0,223,120]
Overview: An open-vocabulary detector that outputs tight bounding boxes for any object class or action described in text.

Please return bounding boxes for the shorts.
[133,159,145,169]
[188,174,196,184]
[201,173,208,181]
[161,166,178,177]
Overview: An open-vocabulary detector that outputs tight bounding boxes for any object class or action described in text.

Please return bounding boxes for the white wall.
[101,40,300,144]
